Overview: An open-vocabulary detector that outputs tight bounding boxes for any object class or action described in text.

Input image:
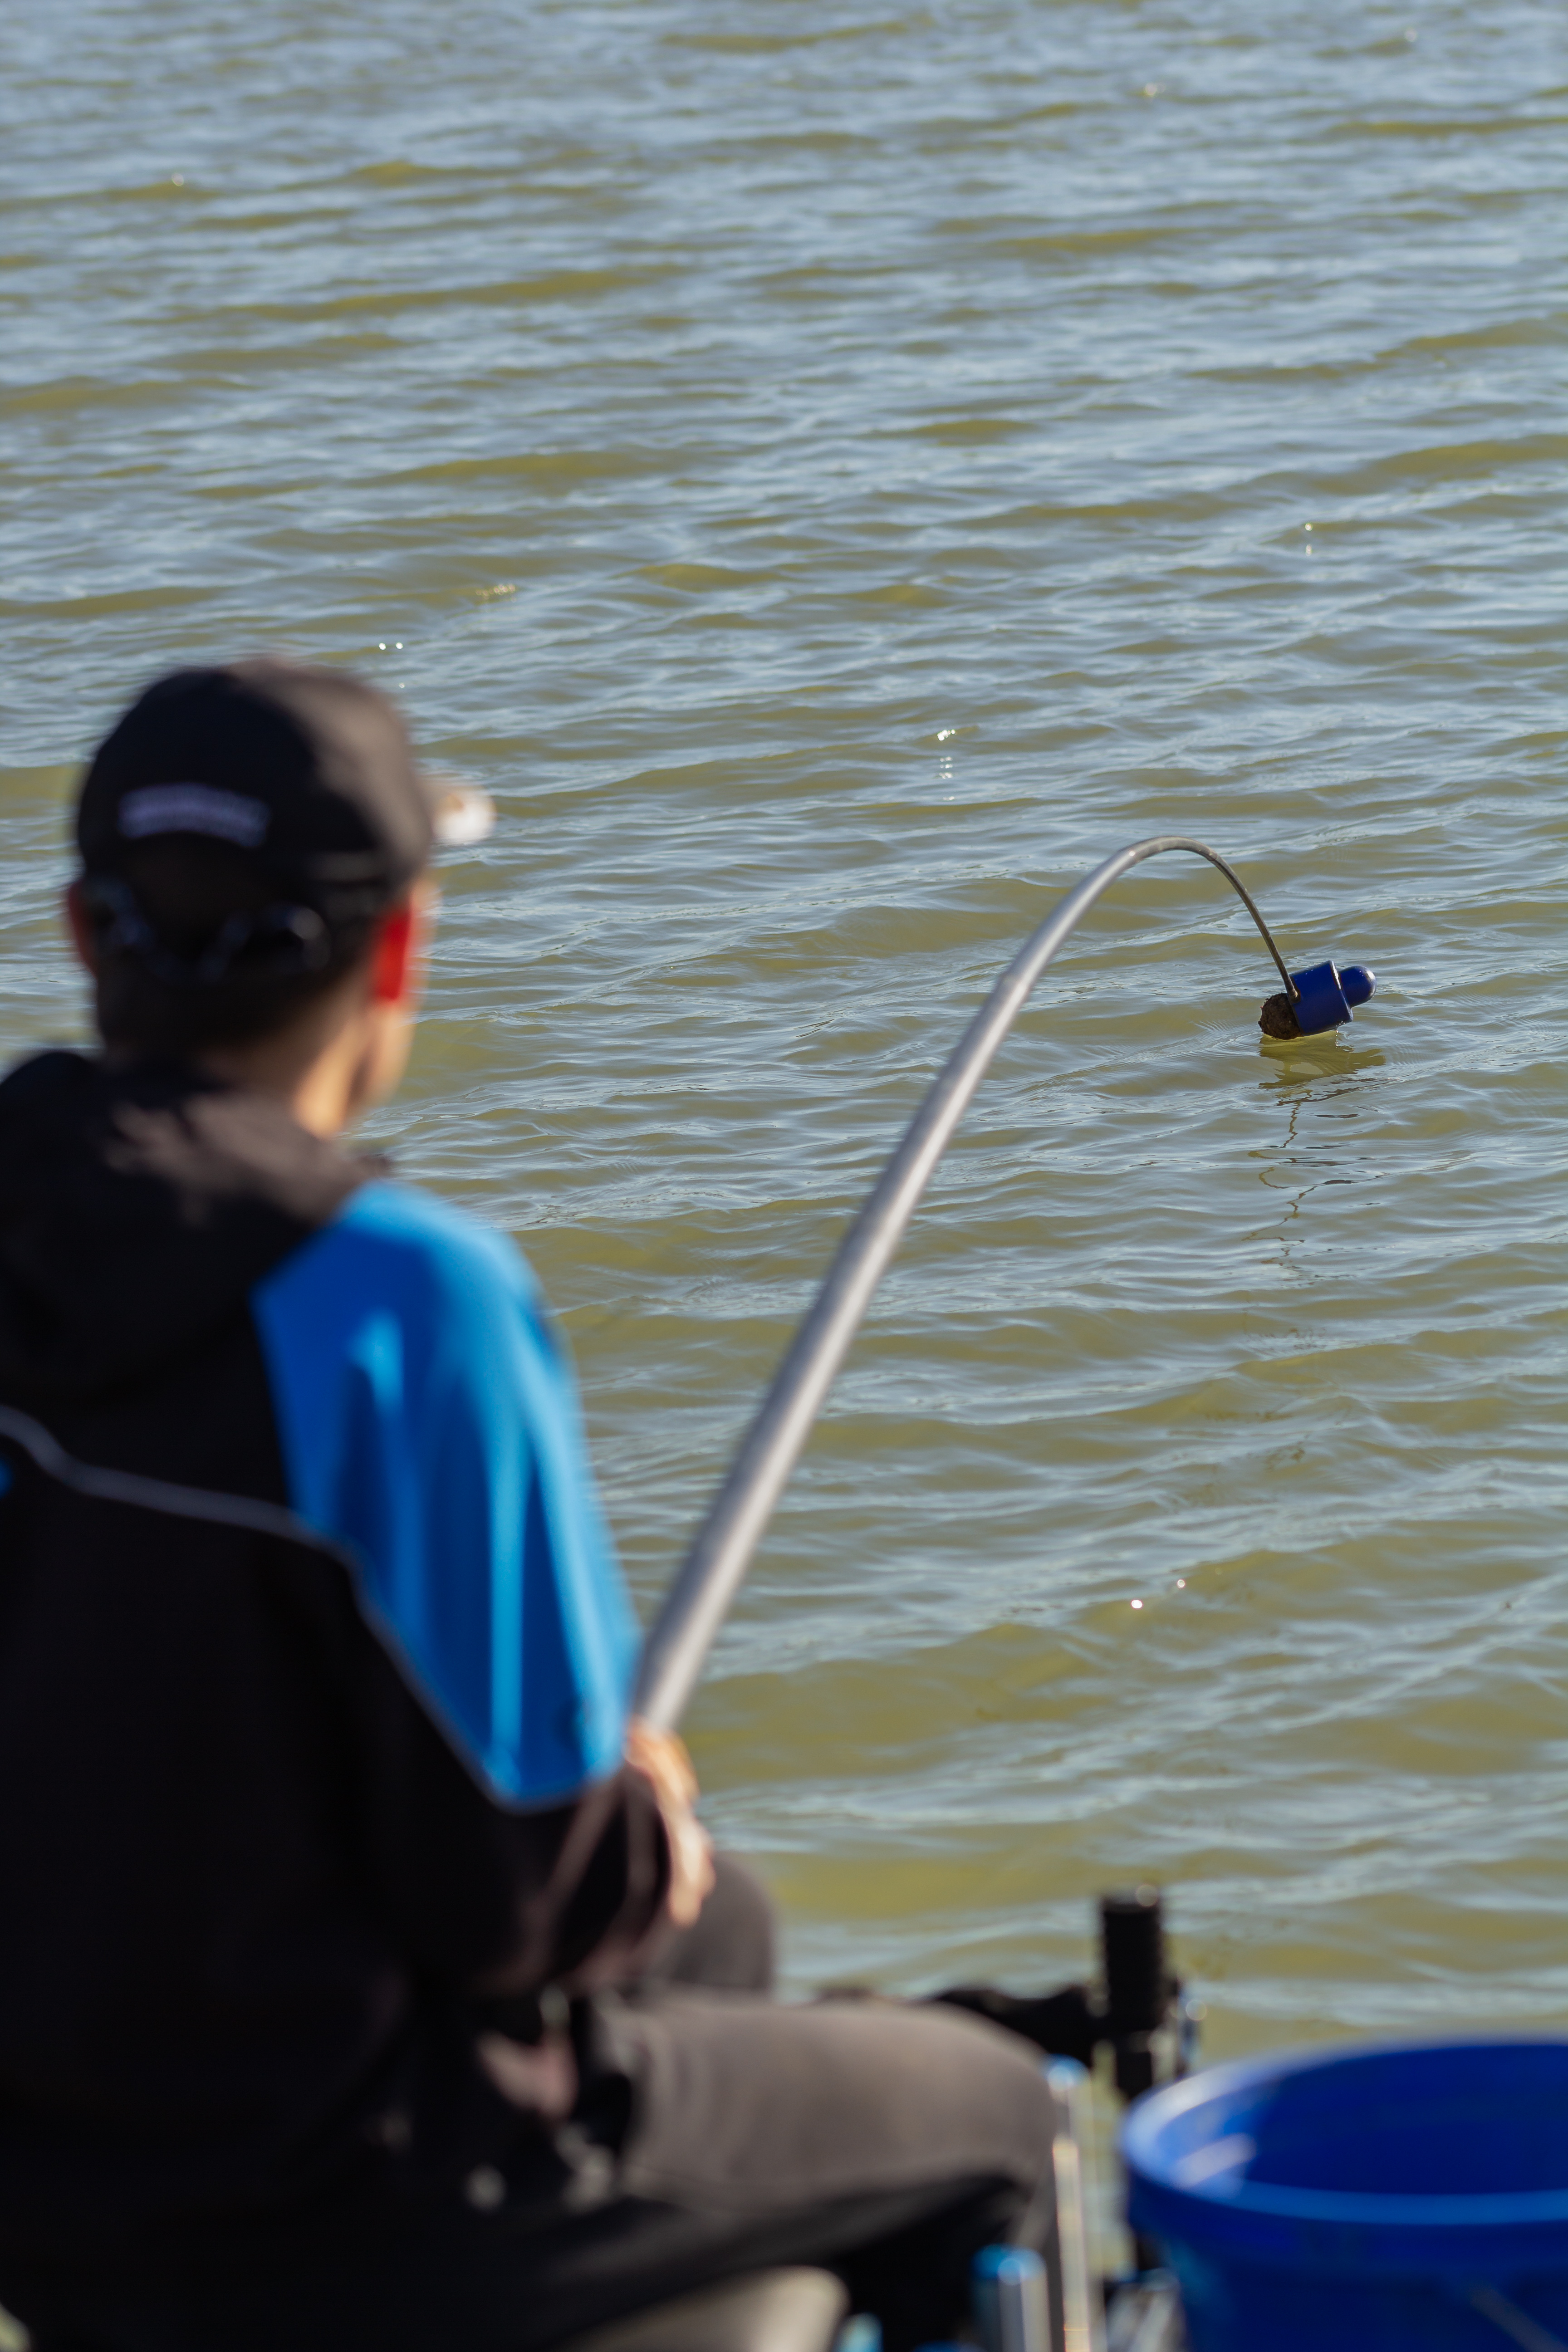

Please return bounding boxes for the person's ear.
[369,901,415,1005]
[368,887,434,1008]
[64,880,98,975]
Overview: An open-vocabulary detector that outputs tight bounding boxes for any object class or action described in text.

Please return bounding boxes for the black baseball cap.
[76,661,492,987]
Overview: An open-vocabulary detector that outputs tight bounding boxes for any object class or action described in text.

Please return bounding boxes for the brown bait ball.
[1259,992,1303,1040]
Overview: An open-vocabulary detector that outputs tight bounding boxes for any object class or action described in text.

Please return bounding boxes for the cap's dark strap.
[82,877,336,990]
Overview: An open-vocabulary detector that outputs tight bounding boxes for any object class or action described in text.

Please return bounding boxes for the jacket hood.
[0,1051,369,1401]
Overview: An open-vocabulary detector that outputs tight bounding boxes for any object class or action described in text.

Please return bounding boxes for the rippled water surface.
[2,0,1565,2058]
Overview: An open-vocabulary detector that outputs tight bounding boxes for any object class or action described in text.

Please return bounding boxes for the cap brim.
[423,774,495,849]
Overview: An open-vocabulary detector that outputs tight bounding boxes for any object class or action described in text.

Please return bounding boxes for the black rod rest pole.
[635,837,1298,1733]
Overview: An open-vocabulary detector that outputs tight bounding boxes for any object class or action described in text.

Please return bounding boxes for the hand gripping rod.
[634,836,1297,1732]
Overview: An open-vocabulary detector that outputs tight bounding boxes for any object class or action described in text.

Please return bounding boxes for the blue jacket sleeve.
[252,1181,639,1809]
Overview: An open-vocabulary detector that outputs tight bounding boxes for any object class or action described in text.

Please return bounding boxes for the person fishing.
[0,662,1072,2352]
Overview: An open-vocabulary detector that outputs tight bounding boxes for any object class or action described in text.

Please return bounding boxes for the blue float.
[1290,957,1376,1033]
[1124,2038,1568,2350]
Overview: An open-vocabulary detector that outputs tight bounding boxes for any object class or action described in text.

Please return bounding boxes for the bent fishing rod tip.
[639,839,1382,1732]
[1259,959,1377,1041]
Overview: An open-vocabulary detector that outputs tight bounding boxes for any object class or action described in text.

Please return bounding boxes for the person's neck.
[194,993,377,1142]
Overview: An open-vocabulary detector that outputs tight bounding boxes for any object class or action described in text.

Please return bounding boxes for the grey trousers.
[2,1862,1058,2352]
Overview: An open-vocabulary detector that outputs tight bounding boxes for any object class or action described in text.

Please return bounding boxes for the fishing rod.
[634,835,1375,1733]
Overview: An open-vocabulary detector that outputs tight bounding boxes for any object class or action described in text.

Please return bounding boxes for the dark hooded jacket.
[0,1051,667,2258]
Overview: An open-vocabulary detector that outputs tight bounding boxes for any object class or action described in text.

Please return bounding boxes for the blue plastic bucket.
[1123,2039,1568,2351]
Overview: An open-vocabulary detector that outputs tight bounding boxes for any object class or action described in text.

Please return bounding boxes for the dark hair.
[86,838,382,1055]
